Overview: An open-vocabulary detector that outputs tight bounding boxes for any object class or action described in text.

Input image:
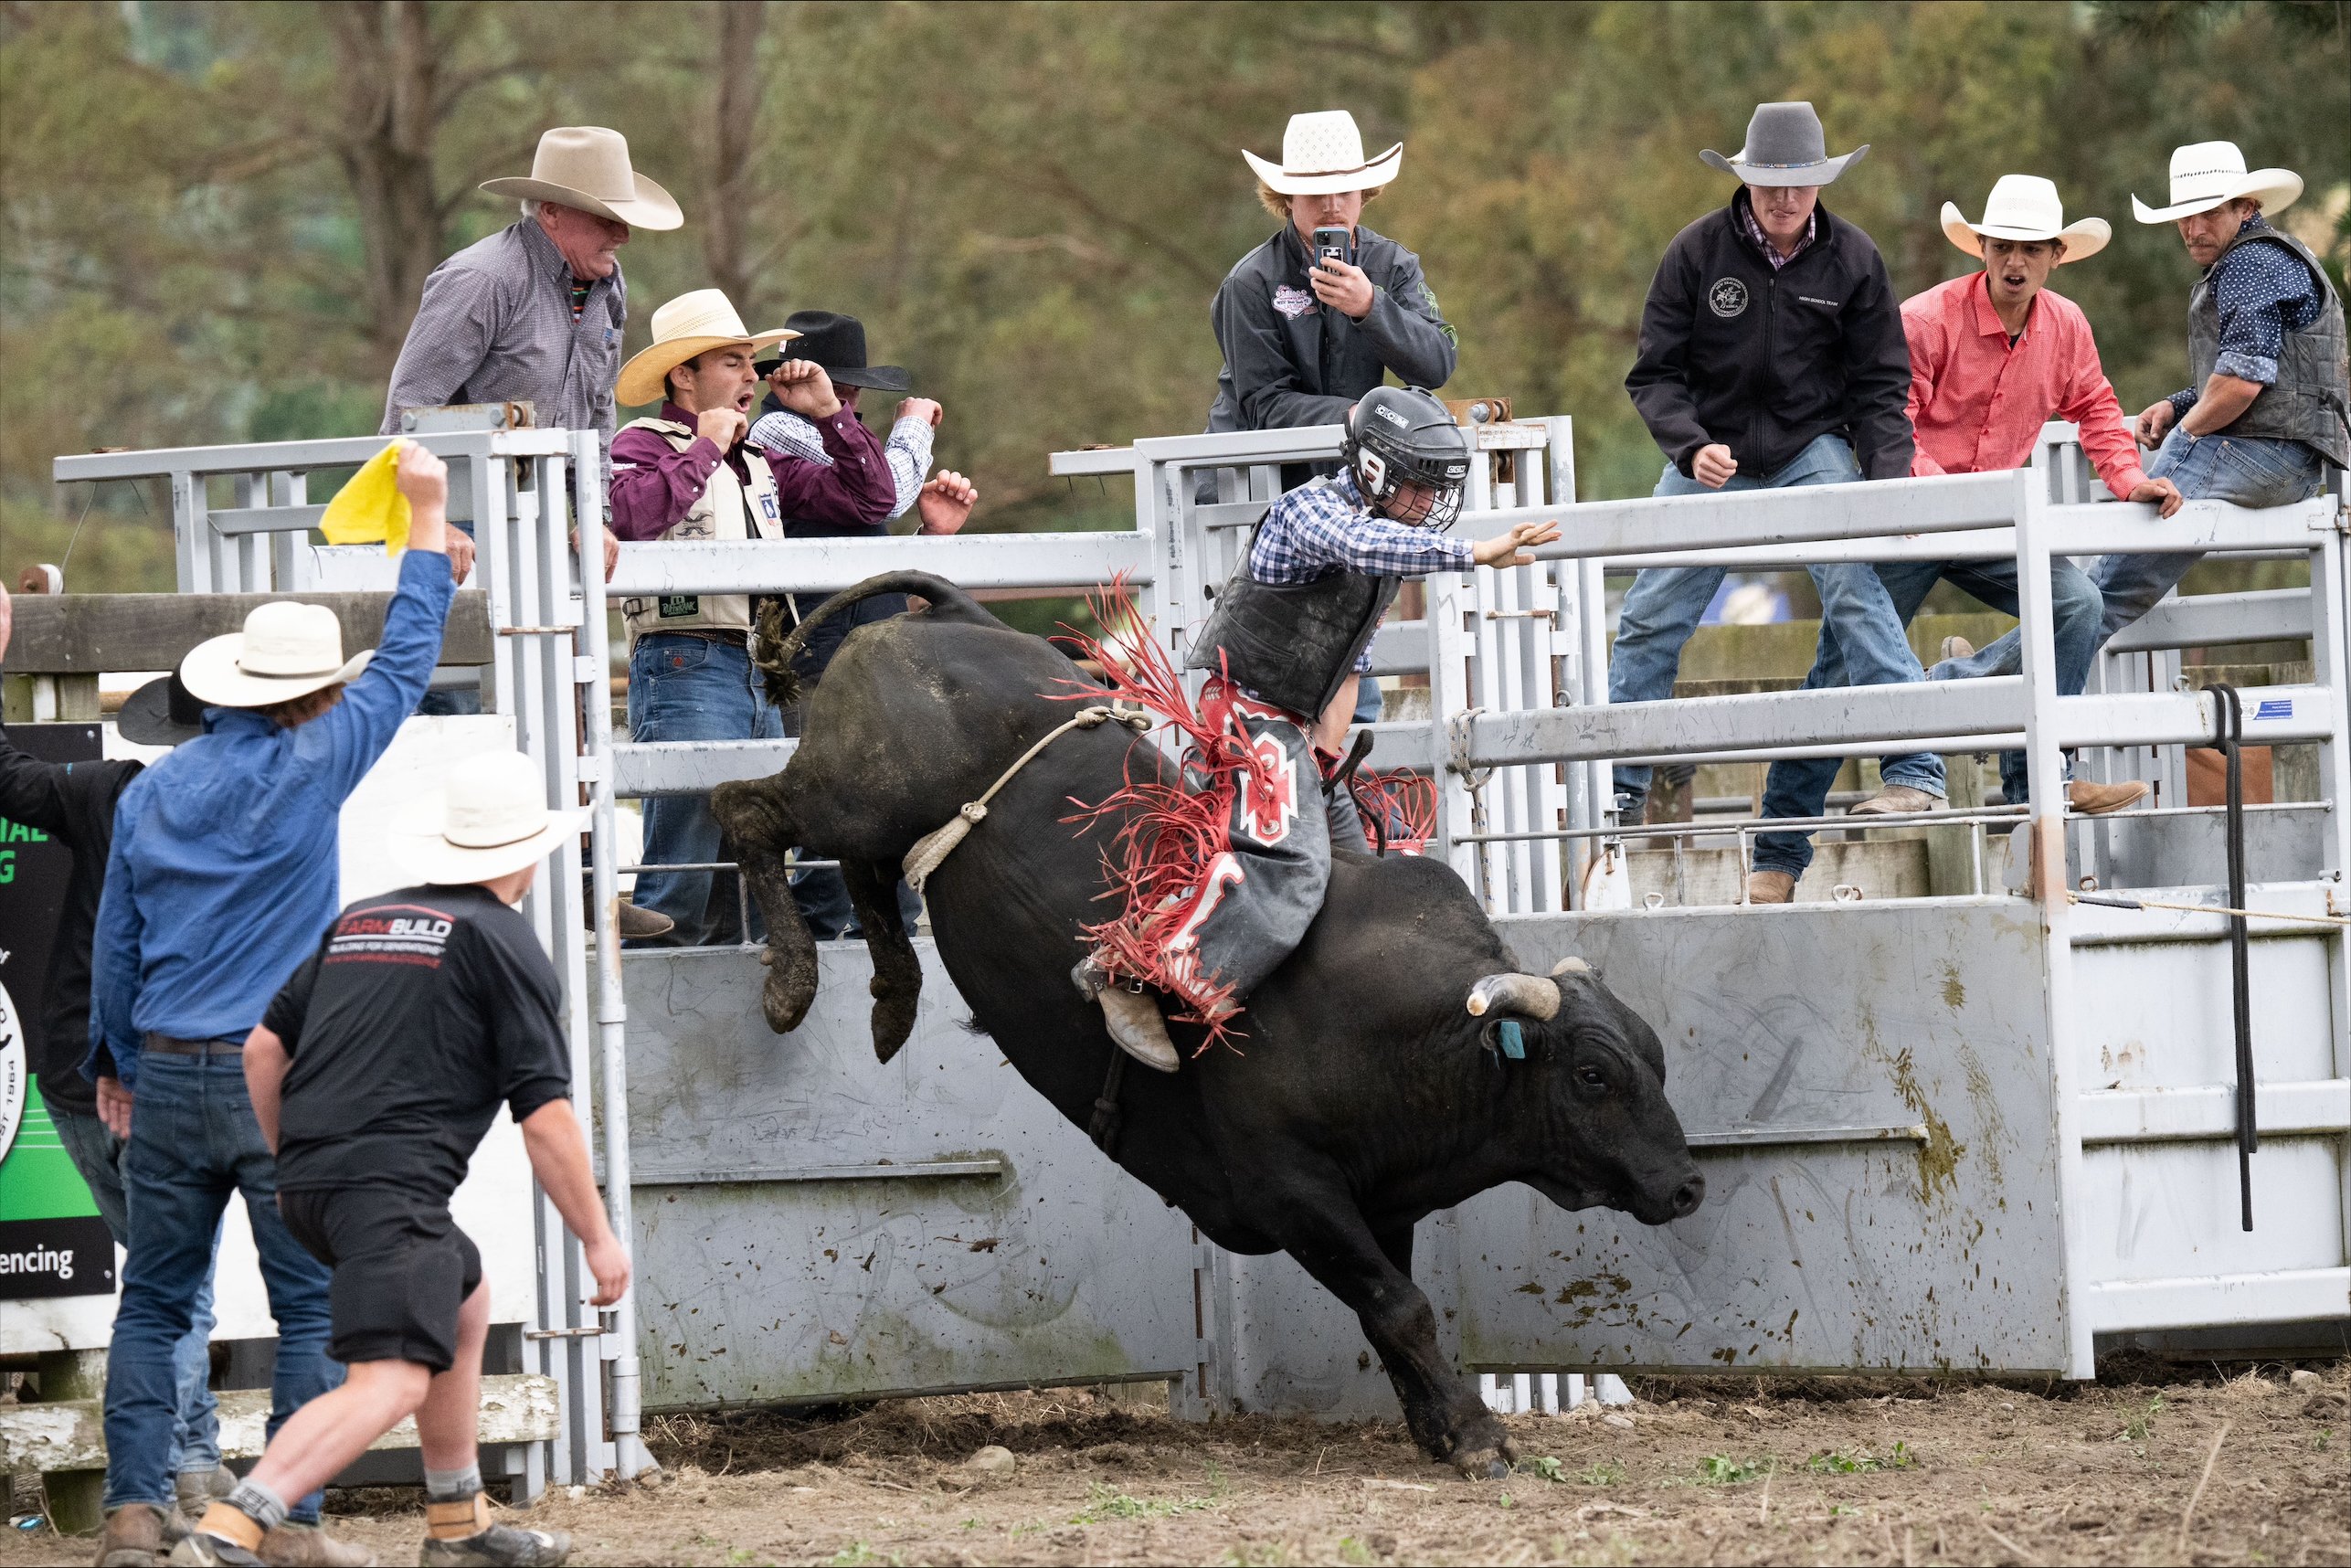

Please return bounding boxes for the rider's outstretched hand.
[1471,520,1561,568]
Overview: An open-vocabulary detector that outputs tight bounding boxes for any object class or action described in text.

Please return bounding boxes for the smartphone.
[1312,226,1355,269]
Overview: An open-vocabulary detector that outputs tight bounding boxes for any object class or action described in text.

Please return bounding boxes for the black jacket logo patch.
[1708,278,1751,318]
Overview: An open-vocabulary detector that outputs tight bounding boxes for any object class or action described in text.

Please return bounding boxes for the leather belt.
[143,1033,243,1057]
[648,628,749,648]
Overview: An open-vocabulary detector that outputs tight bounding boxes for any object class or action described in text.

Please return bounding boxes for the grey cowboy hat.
[1700,101,1869,187]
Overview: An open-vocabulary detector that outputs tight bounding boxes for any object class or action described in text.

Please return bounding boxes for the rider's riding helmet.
[1342,386,1471,529]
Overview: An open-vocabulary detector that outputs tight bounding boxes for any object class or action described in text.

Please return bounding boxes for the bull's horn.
[1466,973,1561,1021]
[1550,956,1592,977]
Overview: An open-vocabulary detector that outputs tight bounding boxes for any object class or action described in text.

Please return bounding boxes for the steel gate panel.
[1467,901,2070,1372]
[618,944,1197,1411]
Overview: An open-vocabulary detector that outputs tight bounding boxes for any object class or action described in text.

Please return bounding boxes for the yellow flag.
[319,440,413,556]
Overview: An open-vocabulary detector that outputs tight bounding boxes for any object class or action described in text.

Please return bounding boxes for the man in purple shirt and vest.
[608,290,896,944]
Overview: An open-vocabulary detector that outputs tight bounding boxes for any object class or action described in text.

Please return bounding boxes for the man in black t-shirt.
[175,751,628,1568]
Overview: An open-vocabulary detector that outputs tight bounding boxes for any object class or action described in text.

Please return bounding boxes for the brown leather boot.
[97,1505,166,1567]
[257,1524,377,1567]
[2067,779,2149,815]
[1745,869,1795,905]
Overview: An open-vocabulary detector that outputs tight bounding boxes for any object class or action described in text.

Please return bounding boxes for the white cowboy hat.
[480,126,683,230]
[1242,111,1403,196]
[2132,141,2303,224]
[393,750,588,886]
[1941,175,2110,263]
[615,290,799,408]
[179,601,373,709]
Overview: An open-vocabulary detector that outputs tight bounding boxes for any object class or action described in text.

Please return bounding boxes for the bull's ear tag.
[1498,1020,1526,1060]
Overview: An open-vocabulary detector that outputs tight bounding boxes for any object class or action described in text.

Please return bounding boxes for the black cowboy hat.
[752,310,912,392]
[117,670,206,747]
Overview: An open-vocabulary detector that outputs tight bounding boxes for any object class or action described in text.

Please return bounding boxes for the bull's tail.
[752,571,1001,709]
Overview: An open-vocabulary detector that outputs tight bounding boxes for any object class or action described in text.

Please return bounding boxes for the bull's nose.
[1669,1173,1706,1217]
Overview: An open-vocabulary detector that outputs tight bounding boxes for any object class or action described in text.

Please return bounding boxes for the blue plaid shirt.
[1247,470,1474,673]
[2168,214,2325,419]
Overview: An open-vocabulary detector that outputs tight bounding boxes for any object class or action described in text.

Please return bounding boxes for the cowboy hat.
[117,671,206,747]
[480,126,683,230]
[615,290,799,408]
[1242,111,1403,196]
[393,749,588,886]
[1700,101,1868,187]
[752,311,912,391]
[1941,175,2110,263]
[179,601,373,709]
[2132,141,2303,224]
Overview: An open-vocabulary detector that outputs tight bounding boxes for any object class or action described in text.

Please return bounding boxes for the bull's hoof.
[759,950,816,1034]
[1453,1446,1513,1481]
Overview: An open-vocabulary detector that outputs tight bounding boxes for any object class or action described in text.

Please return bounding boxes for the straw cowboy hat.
[2132,141,2303,224]
[179,601,373,709]
[480,126,683,230]
[1242,111,1403,195]
[615,290,798,408]
[1700,101,1868,187]
[1941,175,2110,263]
[394,749,588,885]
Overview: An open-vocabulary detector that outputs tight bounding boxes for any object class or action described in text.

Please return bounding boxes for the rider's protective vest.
[1186,556,1400,721]
[2187,225,2350,470]
[617,418,784,642]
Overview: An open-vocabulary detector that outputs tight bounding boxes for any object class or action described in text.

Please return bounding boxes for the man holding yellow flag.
[88,445,459,1568]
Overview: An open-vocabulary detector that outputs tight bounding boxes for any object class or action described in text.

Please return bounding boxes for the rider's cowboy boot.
[1071,957,1180,1074]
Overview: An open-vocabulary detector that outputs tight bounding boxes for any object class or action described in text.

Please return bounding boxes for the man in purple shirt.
[607,289,895,944]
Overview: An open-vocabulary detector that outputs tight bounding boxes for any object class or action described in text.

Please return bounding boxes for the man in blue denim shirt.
[87,445,457,1568]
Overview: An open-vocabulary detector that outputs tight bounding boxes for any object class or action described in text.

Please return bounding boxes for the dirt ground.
[8,1361,2345,1567]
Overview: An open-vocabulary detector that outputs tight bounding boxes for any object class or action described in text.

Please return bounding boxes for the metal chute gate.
[16,412,2346,1495]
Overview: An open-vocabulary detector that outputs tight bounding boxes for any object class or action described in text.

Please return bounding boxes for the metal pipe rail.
[1456,679,2336,768]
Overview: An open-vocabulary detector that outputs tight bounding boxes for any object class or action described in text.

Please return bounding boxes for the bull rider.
[1073,387,1557,1071]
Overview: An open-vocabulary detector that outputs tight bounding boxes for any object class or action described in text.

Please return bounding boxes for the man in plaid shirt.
[1076,387,1555,1073]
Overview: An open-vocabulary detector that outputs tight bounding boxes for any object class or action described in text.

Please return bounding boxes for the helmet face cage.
[1349,439,1467,530]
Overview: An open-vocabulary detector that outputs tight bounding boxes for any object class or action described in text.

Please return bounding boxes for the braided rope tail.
[749,570,996,711]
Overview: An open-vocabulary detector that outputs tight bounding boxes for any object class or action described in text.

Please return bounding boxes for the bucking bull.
[710,571,1703,1478]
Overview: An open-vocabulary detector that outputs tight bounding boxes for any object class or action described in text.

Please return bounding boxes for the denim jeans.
[52,1106,221,1478]
[629,633,784,946]
[1750,557,2103,876]
[1609,434,1941,816]
[1930,427,2326,685]
[104,1049,339,1522]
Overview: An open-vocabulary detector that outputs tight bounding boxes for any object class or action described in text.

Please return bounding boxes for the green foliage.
[3,2,2345,588]
[1068,1479,1222,1523]
[1579,1457,1627,1486]
[2119,1393,2166,1441]
[1696,1453,1770,1484]
[826,1544,897,1568]
[1517,1453,1567,1482]
[1808,1441,1917,1474]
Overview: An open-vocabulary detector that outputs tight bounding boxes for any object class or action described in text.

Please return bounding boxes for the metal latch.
[525,1309,615,1341]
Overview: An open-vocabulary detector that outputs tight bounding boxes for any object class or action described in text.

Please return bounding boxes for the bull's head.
[1466,957,1704,1225]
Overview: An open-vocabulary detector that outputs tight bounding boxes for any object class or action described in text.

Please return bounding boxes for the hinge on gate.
[574,755,609,783]
[574,655,600,685]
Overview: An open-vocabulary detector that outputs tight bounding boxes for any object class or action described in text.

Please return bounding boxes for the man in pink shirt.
[1913,176,2179,817]
[1754,177,2176,885]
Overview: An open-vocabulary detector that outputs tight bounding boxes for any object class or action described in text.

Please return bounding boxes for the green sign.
[0,724,115,1298]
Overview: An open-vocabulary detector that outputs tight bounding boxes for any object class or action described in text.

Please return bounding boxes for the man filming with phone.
[1205,111,1456,441]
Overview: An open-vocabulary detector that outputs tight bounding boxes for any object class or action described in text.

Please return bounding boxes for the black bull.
[709,571,1702,1477]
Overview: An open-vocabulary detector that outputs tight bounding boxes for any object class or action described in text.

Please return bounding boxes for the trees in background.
[1,0,2343,588]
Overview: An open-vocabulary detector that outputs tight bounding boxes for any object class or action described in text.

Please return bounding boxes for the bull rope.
[901,703,1151,894]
